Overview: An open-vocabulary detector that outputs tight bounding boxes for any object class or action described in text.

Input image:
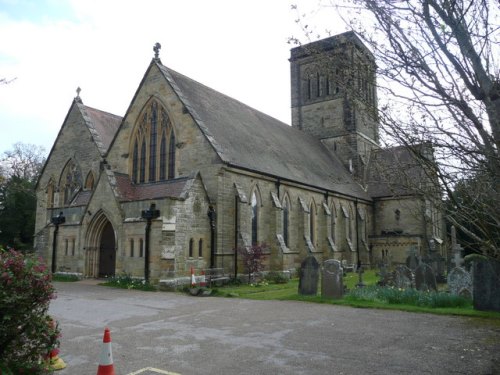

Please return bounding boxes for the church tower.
[290,32,379,182]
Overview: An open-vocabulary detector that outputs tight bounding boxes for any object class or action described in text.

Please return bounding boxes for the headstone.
[406,252,419,271]
[393,265,413,289]
[473,259,500,312]
[299,256,319,296]
[415,263,437,292]
[447,267,472,297]
[321,259,344,299]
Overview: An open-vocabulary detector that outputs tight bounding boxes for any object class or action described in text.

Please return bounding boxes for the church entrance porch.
[84,211,116,278]
[98,222,116,277]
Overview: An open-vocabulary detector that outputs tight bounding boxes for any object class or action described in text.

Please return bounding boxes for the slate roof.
[158,63,370,201]
[70,190,92,206]
[113,172,195,202]
[78,103,122,155]
[367,145,429,198]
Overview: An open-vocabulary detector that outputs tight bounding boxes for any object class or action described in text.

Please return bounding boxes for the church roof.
[367,145,431,198]
[113,172,195,201]
[157,63,370,200]
[77,103,122,156]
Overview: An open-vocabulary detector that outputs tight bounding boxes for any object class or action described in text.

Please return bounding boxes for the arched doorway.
[85,211,116,278]
[99,221,116,277]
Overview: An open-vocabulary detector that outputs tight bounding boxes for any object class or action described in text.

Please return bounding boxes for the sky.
[0,0,347,155]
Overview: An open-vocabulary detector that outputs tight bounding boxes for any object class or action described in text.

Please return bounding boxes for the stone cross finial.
[153,42,161,60]
[75,86,82,103]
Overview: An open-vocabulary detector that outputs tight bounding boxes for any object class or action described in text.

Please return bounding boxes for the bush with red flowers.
[0,248,60,374]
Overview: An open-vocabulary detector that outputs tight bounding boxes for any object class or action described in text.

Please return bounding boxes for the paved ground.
[49,281,500,375]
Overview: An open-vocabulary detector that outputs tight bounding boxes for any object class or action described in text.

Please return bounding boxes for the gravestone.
[393,265,413,289]
[448,267,472,297]
[415,263,437,291]
[473,259,500,312]
[299,256,319,296]
[321,259,344,299]
[405,246,419,271]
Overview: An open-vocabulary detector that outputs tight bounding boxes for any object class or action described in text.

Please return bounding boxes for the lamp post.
[141,203,160,283]
[51,211,66,274]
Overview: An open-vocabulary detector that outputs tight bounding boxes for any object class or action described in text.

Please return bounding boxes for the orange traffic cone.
[190,266,196,287]
[96,327,115,375]
[200,270,207,287]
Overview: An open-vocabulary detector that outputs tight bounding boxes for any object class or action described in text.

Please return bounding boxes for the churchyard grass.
[211,270,500,320]
[100,273,156,291]
[52,273,80,282]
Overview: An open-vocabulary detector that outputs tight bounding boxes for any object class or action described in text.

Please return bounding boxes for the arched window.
[130,238,135,257]
[309,202,316,245]
[198,239,203,257]
[132,140,139,183]
[140,138,146,183]
[60,159,81,206]
[348,206,353,242]
[149,102,158,182]
[159,132,167,181]
[330,202,337,244]
[168,130,176,179]
[84,171,95,190]
[251,190,259,245]
[131,101,176,183]
[282,196,290,247]
[189,238,194,257]
[139,238,144,257]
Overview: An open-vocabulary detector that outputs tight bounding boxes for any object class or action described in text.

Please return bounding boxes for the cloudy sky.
[0,0,347,154]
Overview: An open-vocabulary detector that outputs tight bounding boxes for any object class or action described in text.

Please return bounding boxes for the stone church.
[34,32,444,282]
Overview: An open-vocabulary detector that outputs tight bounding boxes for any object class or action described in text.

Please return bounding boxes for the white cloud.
[0,0,346,153]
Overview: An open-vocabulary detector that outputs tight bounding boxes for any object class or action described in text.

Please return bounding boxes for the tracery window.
[60,159,82,206]
[131,101,176,183]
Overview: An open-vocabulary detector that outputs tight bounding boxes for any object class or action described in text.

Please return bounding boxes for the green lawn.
[210,270,500,321]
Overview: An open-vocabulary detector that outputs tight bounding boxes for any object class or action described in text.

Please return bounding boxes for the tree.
[293,0,499,259]
[0,143,46,251]
[237,243,268,284]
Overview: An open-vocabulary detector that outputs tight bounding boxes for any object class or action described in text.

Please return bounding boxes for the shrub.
[100,273,156,291]
[265,271,289,284]
[345,286,471,308]
[0,248,60,373]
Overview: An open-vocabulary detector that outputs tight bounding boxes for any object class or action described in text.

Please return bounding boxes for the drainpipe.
[208,205,216,268]
[355,199,360,270]
[51,212,65,274]
[234,196,238,279]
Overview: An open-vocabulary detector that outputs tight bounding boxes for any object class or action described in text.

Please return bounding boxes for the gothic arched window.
[131,100,176,183]
[59,159,81,206]
[251,190,260,245]
[282,196,290,247]
[46,179,54,208]
[309,202,316,245]
[168,130,176,179]
[330,202,337,245]
[84,171,94,190]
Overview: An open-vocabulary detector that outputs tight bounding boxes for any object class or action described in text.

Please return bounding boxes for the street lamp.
[141,203,160,283]
[51,211,66,273]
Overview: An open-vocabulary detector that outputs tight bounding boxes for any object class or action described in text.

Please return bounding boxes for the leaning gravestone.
[393,265,413,289]
[473,259,500,312]
[415,263,437,292]
[448,267,472,297]
[321,259,343,299]
[299,256,319,296]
